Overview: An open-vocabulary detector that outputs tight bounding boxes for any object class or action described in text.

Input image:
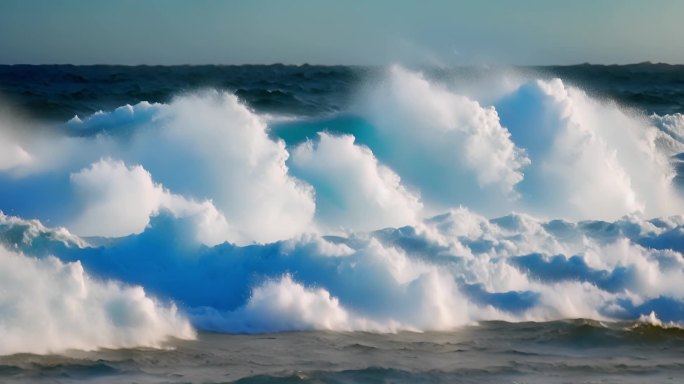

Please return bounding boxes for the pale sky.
[1,0,683,65]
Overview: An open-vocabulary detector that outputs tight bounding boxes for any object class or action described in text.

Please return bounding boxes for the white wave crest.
[0,245,194,355]
[291,132,422,232]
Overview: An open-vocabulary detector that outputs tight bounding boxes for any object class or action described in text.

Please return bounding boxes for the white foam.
[500,78,682,220]
[291,132,422,232]
[70,158,234,246]
[0,211,87,249]
[2,92,317,245]
[0,245,194,355]
[359,66,529,212]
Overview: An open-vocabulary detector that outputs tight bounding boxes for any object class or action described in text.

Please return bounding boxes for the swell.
[3,63,684,122]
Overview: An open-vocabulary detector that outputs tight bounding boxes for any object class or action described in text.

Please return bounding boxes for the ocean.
[1,63,684,383]
[3,321,684,383]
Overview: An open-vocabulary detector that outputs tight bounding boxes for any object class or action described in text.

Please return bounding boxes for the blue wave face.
[2,65,684,355]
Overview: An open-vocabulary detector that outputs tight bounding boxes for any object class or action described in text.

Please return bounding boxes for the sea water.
[1,63,684,382]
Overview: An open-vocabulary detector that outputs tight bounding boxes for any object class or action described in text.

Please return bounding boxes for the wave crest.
[0,244,194,355]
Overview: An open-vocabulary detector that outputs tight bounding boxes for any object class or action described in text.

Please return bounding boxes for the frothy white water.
[1,67,682,240]
[357,67,682,219]
[70,158,234,246]
[0,211,87,249]
[0,244,194,355]
[4,208,684,334]
[202,210,684,333]
[651,113,684,144]
[291,132,422,232]
[359,66,530,210]
[497,78,682,220]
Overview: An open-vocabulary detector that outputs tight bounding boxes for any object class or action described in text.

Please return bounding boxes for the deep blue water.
[2,63,684,120]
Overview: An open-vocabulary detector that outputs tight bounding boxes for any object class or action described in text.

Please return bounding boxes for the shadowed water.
[2,63,684,121]
[2,321,684,383]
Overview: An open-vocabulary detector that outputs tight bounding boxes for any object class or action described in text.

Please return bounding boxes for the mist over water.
[2,64,684,363]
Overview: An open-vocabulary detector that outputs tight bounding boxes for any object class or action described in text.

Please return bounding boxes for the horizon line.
[0,61,681,68]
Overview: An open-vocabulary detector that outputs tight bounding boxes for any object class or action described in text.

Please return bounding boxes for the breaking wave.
[0,226,195,355]
[2,65,684,353]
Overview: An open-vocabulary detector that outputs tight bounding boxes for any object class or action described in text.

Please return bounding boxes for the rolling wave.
[1,65,684,354]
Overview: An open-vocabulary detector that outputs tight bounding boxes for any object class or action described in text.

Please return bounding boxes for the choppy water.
[2,321,684,383]
[2,63,684,121]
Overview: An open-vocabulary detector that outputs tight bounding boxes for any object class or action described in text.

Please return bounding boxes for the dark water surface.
[2,63,684,121]
[1,321,684,383]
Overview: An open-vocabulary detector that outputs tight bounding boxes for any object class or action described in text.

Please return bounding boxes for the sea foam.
[0,242,194,355]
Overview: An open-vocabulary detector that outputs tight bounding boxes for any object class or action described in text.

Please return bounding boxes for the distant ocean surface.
[2,63,684,120]
[2,63,684,383]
